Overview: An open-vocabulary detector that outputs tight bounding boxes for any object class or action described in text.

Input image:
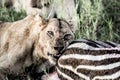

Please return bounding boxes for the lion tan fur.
[0,14,74,79]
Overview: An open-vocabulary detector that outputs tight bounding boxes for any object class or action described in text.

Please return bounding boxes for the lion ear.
[34,14,48,30]
[34,14,43,24]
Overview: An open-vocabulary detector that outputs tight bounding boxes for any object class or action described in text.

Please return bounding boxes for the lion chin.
[47,52,60,65]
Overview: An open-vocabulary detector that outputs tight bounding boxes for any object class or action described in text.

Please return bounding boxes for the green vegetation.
[0,0,120,43]
[75,0,120,43]
[0,6,26,22]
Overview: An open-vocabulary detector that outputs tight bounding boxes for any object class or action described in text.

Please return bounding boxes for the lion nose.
[54,47,64,51]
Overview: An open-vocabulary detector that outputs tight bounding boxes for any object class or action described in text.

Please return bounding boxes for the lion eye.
[47,31,54,38]
[64,34,73,41]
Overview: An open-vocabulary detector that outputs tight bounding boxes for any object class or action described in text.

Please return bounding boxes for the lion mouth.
[47,53,61,60]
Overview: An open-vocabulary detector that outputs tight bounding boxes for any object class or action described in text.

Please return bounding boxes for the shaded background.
[0,0,120,43]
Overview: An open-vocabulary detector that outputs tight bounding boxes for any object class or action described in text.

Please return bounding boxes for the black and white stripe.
[56,39,120,80]
[68,39,120,49]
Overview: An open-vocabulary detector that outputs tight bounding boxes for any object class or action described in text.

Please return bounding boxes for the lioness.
[0,14,74,79]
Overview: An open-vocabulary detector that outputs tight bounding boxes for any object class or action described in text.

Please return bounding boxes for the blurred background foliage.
[75,0,120,43]
[0,0,120,43]
[0,7,26,22]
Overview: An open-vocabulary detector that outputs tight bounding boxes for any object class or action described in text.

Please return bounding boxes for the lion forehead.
[47,18,71,31]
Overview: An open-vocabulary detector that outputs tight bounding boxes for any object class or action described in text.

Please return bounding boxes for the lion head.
[34,15,74,64]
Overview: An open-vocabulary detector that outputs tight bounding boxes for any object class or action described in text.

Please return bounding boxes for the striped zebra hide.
[56,39,120,80]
